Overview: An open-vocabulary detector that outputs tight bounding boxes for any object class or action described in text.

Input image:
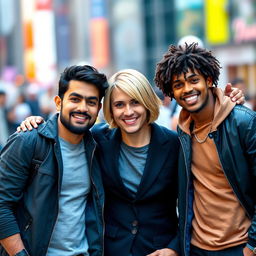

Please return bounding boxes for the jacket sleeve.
[167,231,180,254]
[245,112,256,247]
[0,132,35,239]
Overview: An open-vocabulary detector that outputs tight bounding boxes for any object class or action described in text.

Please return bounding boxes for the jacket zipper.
[179,136,190,256]
[214,139,250,218]
[24,219,32,231]
[90,145,105,256]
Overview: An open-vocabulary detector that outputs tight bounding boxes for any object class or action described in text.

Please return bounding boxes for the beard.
[60,109,93,135]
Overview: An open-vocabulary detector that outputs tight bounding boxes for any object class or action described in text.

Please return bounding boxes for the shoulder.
[1,129,39,158]
[91,123,118,142]
[152,122,178,138]
[151,123,179,147]
[228,105,256,125]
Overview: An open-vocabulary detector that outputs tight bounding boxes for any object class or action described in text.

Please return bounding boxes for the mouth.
[182,94,199,105]
[123,117,137,125]
[71,113,91,123]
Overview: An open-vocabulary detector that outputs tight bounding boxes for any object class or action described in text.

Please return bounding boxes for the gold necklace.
[193,123,212,144]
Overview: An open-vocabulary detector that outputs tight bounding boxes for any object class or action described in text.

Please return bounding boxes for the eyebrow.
[173,73,199,83]
[69,92,99,101]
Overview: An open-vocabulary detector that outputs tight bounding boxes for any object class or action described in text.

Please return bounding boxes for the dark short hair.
[58,65,108,100]
[154,43,221,98]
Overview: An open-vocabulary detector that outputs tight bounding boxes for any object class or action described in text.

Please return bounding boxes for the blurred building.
[205,0,256,96]
[0,0,255,96]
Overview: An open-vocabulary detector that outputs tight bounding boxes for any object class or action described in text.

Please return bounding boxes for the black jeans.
[190,244,245,256]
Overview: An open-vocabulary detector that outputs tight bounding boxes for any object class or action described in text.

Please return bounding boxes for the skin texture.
[172,69,212,114]
[110,87,151,147]
[54,80,101,144]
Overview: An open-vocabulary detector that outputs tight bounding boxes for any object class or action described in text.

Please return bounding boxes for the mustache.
[70,111,92,120]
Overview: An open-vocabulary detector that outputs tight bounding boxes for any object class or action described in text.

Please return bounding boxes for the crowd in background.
[0,71,56,149]
[1,69,256,150]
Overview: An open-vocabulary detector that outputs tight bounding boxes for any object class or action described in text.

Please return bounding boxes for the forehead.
[65,80,100,98]
[111,87,133,101]
[172,69,201,81]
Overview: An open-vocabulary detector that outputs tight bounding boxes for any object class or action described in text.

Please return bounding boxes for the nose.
[124,104,134,116]
[183,82,194,93]
[77,100,89,112]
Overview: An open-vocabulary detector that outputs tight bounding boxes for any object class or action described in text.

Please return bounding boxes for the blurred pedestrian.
[155,43,256,256]
[7,93,32,133]
[0,65,108,256]
[154,88,173,129]
[231,78,253,109]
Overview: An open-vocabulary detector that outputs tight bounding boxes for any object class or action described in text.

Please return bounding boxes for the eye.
[113,102,123,108]
[173,83,183,89]
[131,99,140,105]
[190,78,199,84]
[87,100,97,106]
[70,97,80,103]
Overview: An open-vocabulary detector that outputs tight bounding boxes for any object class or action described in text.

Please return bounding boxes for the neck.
[121,124,151,147]
[58,118,84,144]
[191,89,215,125]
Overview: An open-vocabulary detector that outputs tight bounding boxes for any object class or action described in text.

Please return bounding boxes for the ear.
[54,96,62,112]
[206,77,213,88]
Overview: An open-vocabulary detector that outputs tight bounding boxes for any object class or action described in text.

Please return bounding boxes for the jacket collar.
[37,113,96,147]
[99,123,172,200]
[135,123,172,199]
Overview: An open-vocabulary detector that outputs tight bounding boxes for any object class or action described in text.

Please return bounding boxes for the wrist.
[246,244,256,255]
[14,249,29,256]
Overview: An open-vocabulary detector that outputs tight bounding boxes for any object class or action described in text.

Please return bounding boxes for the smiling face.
[111,87,149,136]
[171,69,212,113]
[55,80,101,140]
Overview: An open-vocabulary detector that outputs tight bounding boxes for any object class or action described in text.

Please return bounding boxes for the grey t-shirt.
[47,137,90,256]
[119,142,149,197]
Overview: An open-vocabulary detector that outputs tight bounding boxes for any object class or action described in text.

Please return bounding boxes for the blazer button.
[131,228,137,235]
[132,220,138,227]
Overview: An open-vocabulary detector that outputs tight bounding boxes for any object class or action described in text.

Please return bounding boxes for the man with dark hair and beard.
[0,65,108,256]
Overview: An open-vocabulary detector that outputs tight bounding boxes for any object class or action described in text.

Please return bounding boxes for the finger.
[36,117,44,123]
[146,251,159,256]
[16,126,22,132]
[19,121,28,132]
[236,96,245,105]
[20,120,32,131]
[224,83,232,95]
[231,91,243,102]
[30,119,39,128]
[230,87,240,98]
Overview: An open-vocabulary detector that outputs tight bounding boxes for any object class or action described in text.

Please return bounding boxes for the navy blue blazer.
[92,122,180,256]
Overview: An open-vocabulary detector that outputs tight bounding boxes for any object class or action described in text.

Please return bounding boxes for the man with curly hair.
[155,43,256,256]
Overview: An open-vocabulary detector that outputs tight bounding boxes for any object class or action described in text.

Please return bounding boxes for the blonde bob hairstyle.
[103,69,162,128]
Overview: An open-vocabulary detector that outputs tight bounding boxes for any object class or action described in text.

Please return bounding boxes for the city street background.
[0,0,256,147]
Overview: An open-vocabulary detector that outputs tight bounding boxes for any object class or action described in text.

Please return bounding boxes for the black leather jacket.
[177,105,256,256]
[0,114,104,256]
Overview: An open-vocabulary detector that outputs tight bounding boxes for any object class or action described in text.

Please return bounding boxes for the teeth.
[73,114,87,120]
[124,118,136,124]
[184,95,197,102]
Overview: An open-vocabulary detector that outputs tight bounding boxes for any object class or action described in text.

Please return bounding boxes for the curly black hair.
[58,65,108,100]
[154,43,221,98]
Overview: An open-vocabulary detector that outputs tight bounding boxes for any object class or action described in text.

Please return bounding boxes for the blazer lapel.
[100,128,134,200]
[135,123,170,199]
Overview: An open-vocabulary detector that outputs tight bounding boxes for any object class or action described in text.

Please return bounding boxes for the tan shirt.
[179,88,251,250]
